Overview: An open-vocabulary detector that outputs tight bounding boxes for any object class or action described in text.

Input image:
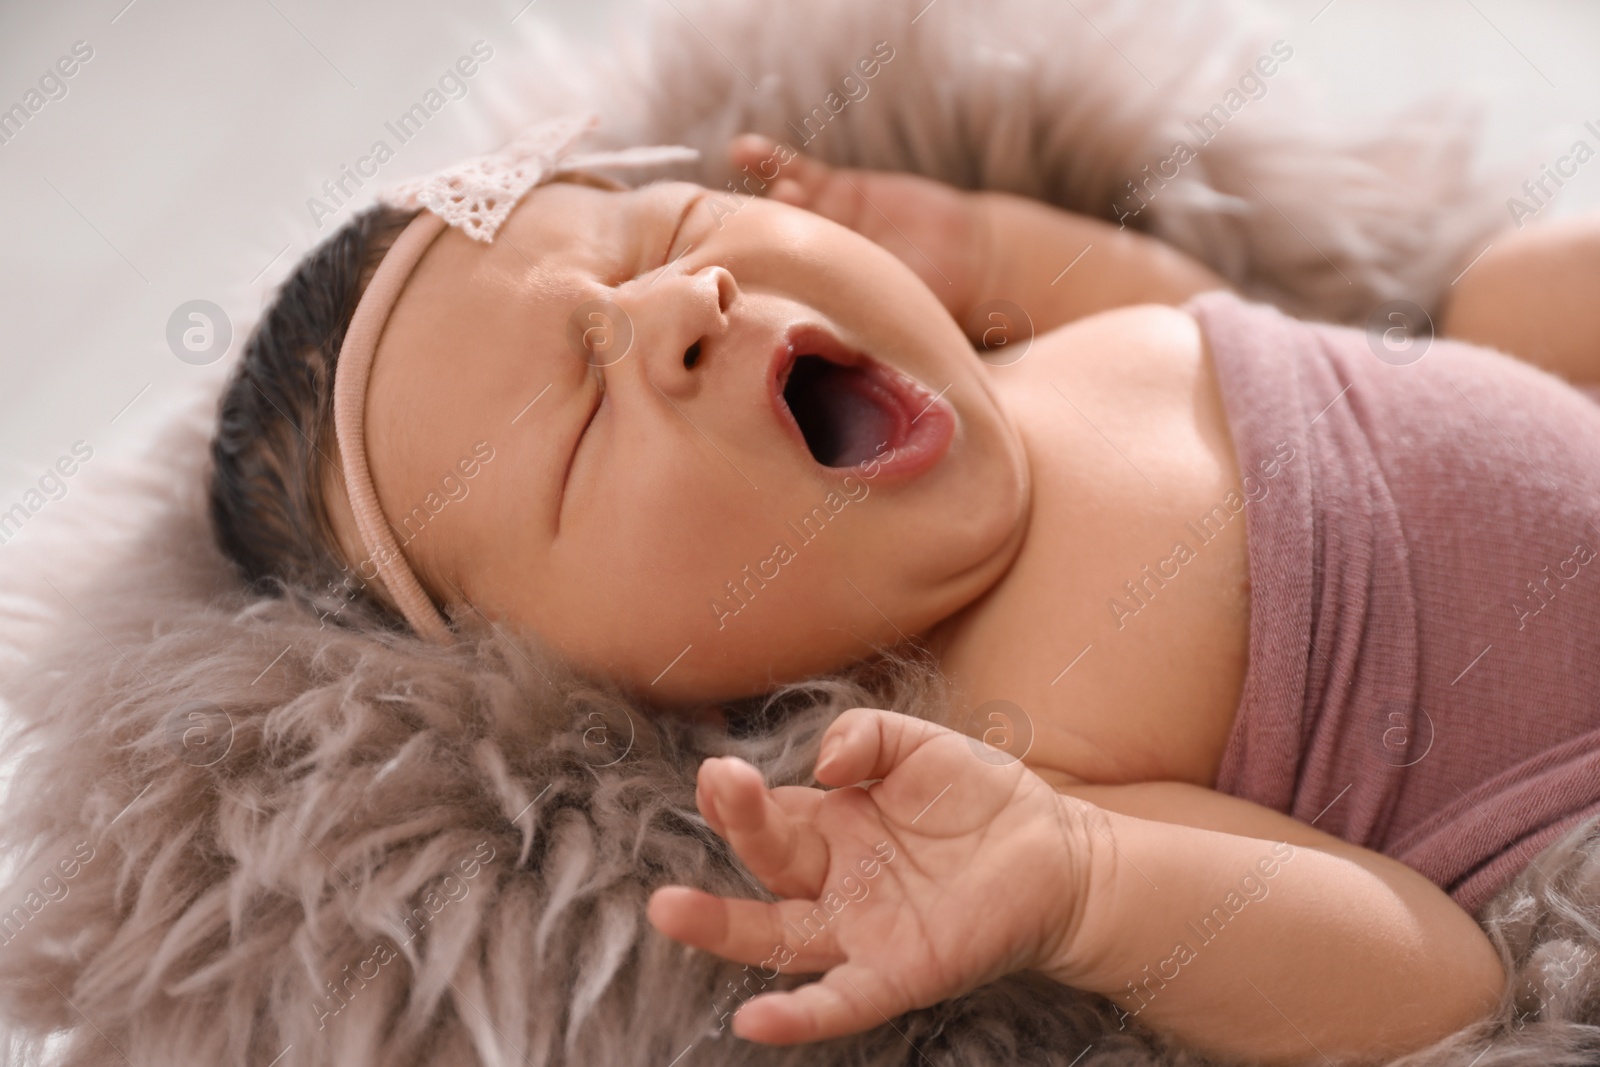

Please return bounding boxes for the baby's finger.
[694,766,728,839]
[768,177,807,206]
[646,886,844,973]
[696,774,821,860]
[731,962,907,1045]
[727,133,789,178]
[727,134,838,210]
[814,706,955,788]
[697,763,822,840]
[697,757,829,898]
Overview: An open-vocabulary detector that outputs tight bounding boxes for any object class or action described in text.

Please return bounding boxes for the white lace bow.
[377,113,700,242]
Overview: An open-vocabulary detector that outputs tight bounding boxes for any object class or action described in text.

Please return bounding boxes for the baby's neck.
[918,307,1251,788]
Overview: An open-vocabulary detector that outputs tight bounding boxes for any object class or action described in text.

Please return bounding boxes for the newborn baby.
[208,120,1600,1065]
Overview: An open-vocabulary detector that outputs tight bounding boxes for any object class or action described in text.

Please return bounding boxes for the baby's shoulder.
[988,302,1208,401]
[986,301,1225,486]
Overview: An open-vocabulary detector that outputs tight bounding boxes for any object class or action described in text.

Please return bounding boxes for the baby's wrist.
[1026,791,1122,989]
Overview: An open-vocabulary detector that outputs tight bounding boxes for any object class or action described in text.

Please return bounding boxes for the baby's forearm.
[1043,807,1506,1065]
[969,191,1229,337]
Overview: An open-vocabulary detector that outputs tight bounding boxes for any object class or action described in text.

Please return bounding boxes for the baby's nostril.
[683,341,702,369]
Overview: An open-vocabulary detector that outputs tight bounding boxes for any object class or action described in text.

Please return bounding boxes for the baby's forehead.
[505,175,686,248]
[441,178,670,292]
[374,181,650,394]
[381,175,714,371]
[486,181,626,270]
[396,190,602,315]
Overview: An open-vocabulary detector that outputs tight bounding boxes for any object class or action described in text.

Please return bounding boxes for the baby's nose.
[619,265,738,394]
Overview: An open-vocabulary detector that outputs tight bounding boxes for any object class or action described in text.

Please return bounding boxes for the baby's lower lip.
[853,361,955,482]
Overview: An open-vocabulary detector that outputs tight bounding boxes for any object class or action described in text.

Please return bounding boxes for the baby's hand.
[646,706,1100,1045]
[727,134,991,327]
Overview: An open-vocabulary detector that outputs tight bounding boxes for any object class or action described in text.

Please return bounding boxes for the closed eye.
[561,190,699,514]
[607,191,700,287]
[580,376,603,437]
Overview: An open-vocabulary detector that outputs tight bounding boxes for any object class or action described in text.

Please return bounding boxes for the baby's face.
[347,177,1029,705]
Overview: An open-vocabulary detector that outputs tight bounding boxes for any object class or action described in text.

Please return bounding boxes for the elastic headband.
[327,113,697,642]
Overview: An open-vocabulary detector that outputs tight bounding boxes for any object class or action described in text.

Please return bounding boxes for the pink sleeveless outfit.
[1187,290,1600,917]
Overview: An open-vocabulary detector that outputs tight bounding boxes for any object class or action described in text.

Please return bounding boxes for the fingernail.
[818,732,844,772]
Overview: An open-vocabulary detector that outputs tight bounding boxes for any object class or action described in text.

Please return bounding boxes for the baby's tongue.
[832,374,899,466]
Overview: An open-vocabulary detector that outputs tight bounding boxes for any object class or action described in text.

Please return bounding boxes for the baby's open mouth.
[771,325,954,473]
[782,354,901,467]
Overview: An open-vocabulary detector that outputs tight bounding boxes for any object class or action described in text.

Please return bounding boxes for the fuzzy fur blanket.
[4,0,1598,1064]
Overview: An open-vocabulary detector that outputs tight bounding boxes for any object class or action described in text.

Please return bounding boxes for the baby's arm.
[727,136,1228,346]
[649,706,1506,1064]
[1044,780,1507,1066]
[1440,212,1600,382]
[966,190,1231,336]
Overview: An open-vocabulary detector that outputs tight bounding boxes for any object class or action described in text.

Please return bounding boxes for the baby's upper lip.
[770,323,866,398]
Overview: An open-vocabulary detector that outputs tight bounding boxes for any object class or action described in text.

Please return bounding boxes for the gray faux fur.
[2,1,1595,1065]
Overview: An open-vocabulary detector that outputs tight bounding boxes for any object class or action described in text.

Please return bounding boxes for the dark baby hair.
[207,204,419,631]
